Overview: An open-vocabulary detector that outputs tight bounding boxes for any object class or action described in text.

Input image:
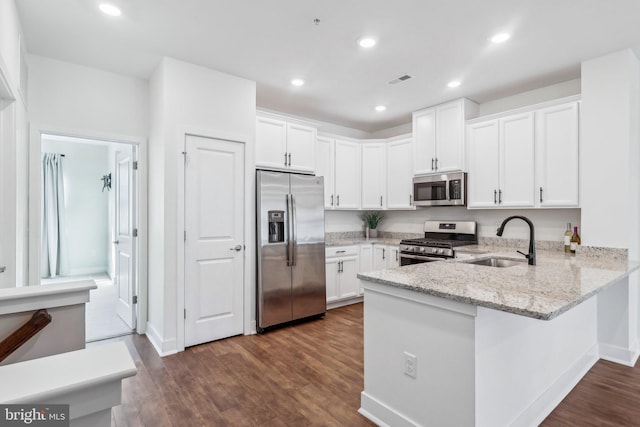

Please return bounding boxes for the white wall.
[148,57,256,354]
[327,209,581,242]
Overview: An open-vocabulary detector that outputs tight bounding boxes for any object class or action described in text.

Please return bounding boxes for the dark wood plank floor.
[101,303,640,426]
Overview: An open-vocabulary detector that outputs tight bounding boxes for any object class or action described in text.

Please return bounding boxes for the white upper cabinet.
[467,97,579,209]
[500,113,535,207]
[413,98,478,175]
[535,102,580,207]
[286,123,316,172]
[255,116,288,170]
[256,114,316,173]
[467,113,535,208]
[467,121,500,208]
[361,143,387,209]
[316,136,335,208]
[334,140,362,209]
[386,138,414,209]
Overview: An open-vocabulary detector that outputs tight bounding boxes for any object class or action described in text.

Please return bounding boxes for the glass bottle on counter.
[564,223,572,253]
[570,226,581,254]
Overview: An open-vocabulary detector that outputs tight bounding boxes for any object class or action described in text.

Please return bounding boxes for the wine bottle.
[570,226,581,254]
[564,223,572,253]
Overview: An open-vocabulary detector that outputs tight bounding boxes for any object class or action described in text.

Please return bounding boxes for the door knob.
[113,240,120,245]
[230,245,242,251]
[0,266,5,273]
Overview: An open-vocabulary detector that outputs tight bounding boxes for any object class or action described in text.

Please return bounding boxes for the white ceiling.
[15,0,640,133]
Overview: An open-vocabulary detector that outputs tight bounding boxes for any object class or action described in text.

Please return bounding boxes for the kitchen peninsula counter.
[357,247,640,320]
[358,247,640,427]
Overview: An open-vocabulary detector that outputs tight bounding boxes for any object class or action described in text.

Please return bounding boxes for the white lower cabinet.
[325,246,360,306]
[372,244,400,270]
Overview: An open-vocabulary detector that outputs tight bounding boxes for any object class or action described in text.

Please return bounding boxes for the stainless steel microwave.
[413,172,466,207]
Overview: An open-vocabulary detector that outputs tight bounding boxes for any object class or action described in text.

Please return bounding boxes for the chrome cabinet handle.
[0,266,5,273]
[382,248,386,260]
[113,240,119,245]
[336,250,346,254]
[499,190,502,204]
[395,250,398,262]
[230,245,242,251]
[431,158,435,170]
[380,196,383,207]
[494,190,497,204]
[284,152,288,166]
[330,194,334,206]
[539,187,543,203]
[409,194,412,206]
[288,153,291,166]
[435,158,438,170]
[336,195,340,206]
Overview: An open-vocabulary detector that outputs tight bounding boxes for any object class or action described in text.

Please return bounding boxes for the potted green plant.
[360,211,385,238]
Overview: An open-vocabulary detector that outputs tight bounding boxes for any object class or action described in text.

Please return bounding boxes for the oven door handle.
[400,253,446,262]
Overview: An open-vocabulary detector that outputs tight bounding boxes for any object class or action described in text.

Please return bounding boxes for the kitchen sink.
[464,257,525,268]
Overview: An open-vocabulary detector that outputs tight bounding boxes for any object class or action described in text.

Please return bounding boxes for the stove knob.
[431,248,437,254]
[438,249,445,255]
[419,247,426,253]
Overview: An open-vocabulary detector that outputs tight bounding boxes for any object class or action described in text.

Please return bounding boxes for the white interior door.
[184,135,244,347]
[114,149,136,329]
[0,100,7,287]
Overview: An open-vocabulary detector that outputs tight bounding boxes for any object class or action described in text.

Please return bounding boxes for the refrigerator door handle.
[285,194,293,266]
[291,194,297,266]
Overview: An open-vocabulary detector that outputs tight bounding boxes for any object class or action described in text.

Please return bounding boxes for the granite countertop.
[357,246,640,320]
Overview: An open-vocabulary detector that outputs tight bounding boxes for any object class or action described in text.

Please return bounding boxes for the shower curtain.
[41,153,69,278]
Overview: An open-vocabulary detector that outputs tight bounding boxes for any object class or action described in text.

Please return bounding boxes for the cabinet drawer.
[325,246,359,258]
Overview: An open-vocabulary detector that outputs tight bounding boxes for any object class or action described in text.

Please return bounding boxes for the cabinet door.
[361,143,387,209]
[334,140,361,209]
[387,138,414,209]
[339,257,359,299]
[536,102,579,207]
[287,123,316,173]
[467,120,500,208]
[500,113,535,207]
[435,100,464,172]
[413,108,436,175]
[388,246,400,267]
[325,258,340,303]
[256,116,287,170]
[372,245,388,270]
[359,244,373,295]
[316,137,335,208]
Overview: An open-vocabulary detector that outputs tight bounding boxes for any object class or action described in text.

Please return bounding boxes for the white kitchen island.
[357,248,640,427]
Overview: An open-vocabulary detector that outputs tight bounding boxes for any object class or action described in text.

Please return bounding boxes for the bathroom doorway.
[39,134,139,342]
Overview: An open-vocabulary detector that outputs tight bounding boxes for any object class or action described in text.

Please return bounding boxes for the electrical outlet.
[403,352,417,379]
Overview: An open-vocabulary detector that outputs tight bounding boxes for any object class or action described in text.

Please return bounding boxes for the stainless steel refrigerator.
[256,170,326,332]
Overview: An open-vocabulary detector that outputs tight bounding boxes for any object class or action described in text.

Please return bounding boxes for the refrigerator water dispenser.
[268,210,285,243]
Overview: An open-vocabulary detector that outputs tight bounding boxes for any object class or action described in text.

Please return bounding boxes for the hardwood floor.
[107,304,374,427]
[103,303,640,426]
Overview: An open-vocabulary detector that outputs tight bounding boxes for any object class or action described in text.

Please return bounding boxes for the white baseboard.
[599,341,640,367]
[327,296,363,310]
[359,391,418,427]
[145,322,177,357]
[511,344,599,427]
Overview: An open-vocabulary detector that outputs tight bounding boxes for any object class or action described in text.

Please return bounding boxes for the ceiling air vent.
[388,74,413,85]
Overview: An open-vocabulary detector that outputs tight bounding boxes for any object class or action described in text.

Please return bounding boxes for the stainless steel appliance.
[413,172,467,206]
[256,170,326,332]
[399,220,477,265]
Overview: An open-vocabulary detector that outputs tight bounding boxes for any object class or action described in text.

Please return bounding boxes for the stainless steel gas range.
[399,220,477,265]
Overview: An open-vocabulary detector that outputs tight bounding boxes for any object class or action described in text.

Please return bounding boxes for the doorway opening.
[39,133,138,342]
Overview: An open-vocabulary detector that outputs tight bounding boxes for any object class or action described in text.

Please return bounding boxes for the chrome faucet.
[496,215,536,266]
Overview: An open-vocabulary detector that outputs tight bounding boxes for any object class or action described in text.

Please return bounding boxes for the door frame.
[176,126,254,352]
[28,123,148,334]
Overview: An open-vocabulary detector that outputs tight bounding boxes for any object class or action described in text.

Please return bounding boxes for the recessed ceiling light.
[447,80,461,88]
[490,32,511,43]
[291,78,305,87]
[99,3,122,16]
[358,37,377,48]
[375,105,386,112]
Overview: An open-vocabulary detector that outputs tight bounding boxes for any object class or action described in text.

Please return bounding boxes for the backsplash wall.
[325,208,581,242]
